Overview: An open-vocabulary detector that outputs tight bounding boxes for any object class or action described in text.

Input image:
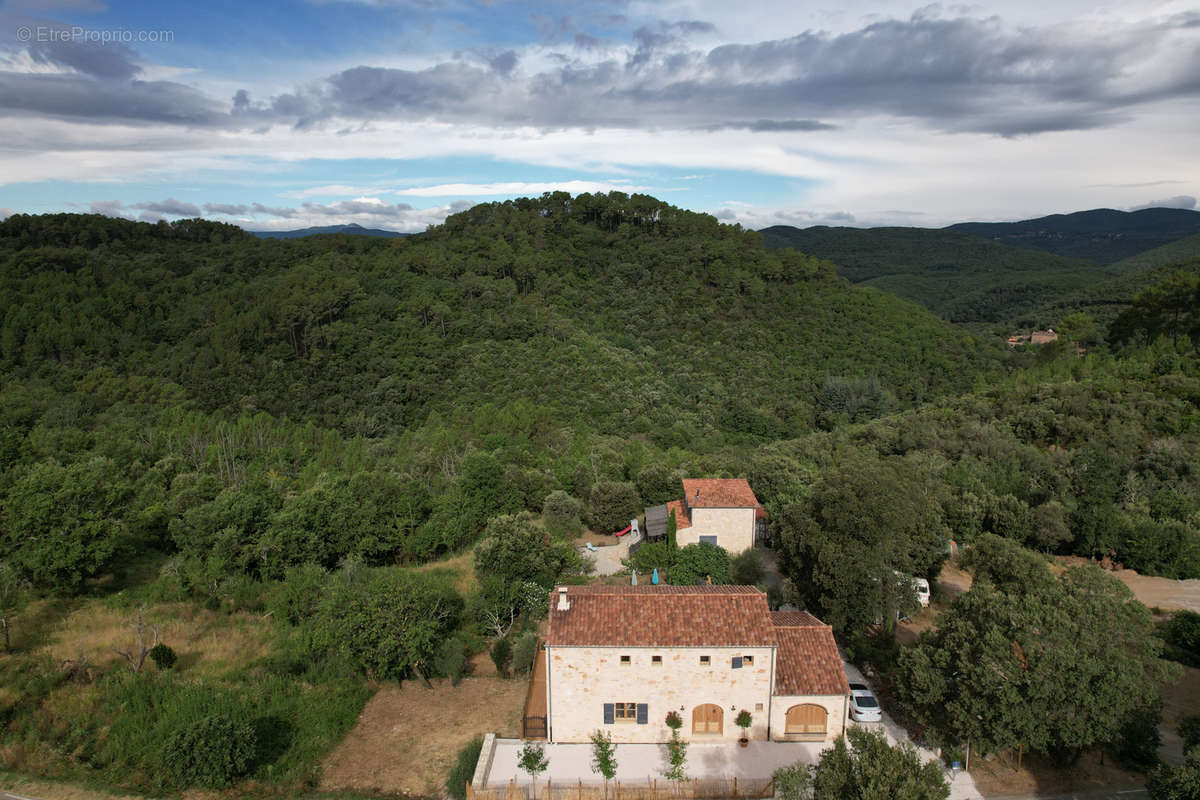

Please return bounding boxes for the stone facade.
[675,506,756,554]
[768,694,848,742]
[545,645,775,743]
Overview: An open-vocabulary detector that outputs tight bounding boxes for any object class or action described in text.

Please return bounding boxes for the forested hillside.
[0,195,998,583]
[948,207,1200,264]
[0,195,1197,798]
[758,225,1107,325]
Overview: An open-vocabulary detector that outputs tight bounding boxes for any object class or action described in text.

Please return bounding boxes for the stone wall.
[545,645,775,743]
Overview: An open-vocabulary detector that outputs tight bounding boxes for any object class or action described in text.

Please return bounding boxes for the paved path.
[986,789,1147,800]
[842,661,983,800]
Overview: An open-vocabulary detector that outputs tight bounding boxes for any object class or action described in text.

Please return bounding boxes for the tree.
[666,508,678,551]
[590,729,618,799]
[897,546,1178,762]
[491,637,512,677]
[735,709,752,742]
[543,490,583,538]
[518,741,548,797]
[0,562,30,651]
[670,542,730,585]
[474,512,575,587]
[775,455,949,633]
[731,549,765,585]
[513,631,539,675]
[113,605,160,673]
[772,762,812,800]
[589,481,641,535]
[303,570,462,681]
[149,642,177,670]
[1,457,132,591]
[809,727,948,800]
[1147,754,1200,800]
[664,729,688,791]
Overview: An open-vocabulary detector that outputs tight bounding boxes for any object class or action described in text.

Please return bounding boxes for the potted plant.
[735,709,752,747]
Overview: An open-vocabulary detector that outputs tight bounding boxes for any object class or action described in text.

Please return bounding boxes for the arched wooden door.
[785,704,827,735]
[692,703,723,734]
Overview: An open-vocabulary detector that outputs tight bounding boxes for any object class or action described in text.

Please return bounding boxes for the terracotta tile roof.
[682,479,761,509]
[665,499,692,529]
[546,585,776,647]
[771,613,849,697]
[770,610,825,627]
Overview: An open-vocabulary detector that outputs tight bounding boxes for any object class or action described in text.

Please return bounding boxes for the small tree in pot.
[735,710,752,747]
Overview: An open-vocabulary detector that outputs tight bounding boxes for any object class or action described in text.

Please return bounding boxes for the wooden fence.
[468,777,775,800]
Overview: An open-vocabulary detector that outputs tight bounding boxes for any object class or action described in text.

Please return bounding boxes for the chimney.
[557,586,570,612]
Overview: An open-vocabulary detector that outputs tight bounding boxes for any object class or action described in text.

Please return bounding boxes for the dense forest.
[0,194,1197,797]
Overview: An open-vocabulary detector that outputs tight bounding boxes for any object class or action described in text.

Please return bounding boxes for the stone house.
[539,584,848,744]
[644,478,764,555]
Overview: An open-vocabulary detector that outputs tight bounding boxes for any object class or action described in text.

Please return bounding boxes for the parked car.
[913,577,931,607]
[848,683,882,723]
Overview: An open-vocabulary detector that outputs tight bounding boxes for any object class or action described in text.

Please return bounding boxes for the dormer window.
[620,655,631,665]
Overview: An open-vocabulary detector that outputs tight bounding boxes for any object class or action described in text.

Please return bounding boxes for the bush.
[731,549,765,585]
[434,637,467,685]
[161,714,256,788]
[589,481,641,535]
[1180,715,1200,754]
[149,642,177,670]
[628,540,675,573]
[513,631,539,676]
[446,735,484,800]
[670,543,731,585]
[543,491,583,538]
[491,637,512,676]
[1166,610,1200,665]
[268,563,328,625]
[1112,704,1162,772]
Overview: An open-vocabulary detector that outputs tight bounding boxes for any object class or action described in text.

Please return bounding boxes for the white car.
[913,577,931,607]
[848,683,882,723]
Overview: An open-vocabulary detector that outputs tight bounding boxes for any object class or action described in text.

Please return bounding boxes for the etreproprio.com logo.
[16,25,175,44]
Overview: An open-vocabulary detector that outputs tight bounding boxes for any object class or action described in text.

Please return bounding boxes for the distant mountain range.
[946,207,1200,264]
[251,223,407,239]
[760,206,1200,329]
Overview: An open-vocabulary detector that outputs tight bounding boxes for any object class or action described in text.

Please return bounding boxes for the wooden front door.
[785,704,827,735]
[692,703,723,734]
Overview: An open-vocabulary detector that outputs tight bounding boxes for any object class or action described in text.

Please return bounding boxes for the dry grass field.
[319,676,528,798]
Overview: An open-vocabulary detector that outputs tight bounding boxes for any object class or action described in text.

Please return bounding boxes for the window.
[615,702,638,721]
[620,655,631,665]
[742,655,754,665]
[699,655,710,666]
[755,703,763,712]
[651,655,662,666]
[699,535,718,546]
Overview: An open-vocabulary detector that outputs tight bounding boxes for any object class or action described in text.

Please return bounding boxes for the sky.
[0,0,1198,232]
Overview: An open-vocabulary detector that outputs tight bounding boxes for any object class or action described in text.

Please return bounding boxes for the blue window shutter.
[732,656,743,669]
[603,703,615,724]
[637,703,648,724]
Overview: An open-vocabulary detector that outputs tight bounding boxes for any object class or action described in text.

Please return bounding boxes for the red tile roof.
[665,499,692,529]
[546,585,775,647]
[770,610,825,627]
[682,479,761,509]
[771,613,849,697]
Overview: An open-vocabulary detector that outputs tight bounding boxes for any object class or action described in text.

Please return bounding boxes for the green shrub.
[446,735,484,800]
[268,563,328,625]
[628,541,675,573]
[543,491,583,538]
[434,637,467,685]
[670,543,731,585]
[1180,715,1200,754]
[731,549,765,585]
[162,714,257,788]
[588,481,641,535]
[1166,610,1200,665]
[491,637,512,676]
[149,642,177,670]
[513,632,539,675]
[1112,704,1163,772]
